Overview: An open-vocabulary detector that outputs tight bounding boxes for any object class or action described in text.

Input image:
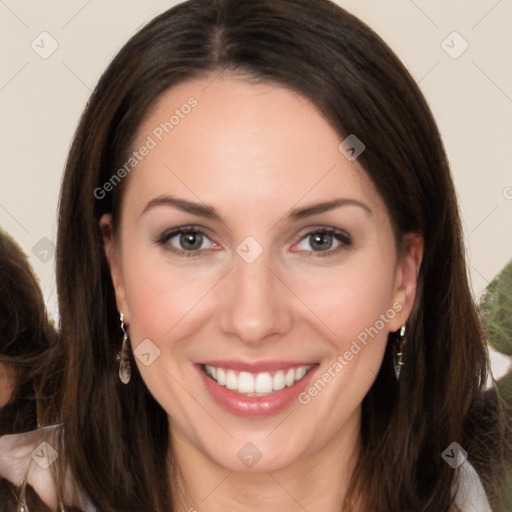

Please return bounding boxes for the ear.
[387,232,424,332]
[100,213,130,323]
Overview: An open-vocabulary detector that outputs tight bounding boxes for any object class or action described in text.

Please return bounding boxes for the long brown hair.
[55,0,508,510]
[0,229,60,435]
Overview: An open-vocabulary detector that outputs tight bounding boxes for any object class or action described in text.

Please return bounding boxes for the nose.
[218,249,294,347]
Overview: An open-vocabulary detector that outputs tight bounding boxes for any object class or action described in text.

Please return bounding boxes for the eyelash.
[156,226,352,258]
[156,226,216,258]
[295,227,352,258]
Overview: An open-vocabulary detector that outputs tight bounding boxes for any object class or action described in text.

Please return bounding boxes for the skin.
[102,74,423,512]
[0,362,14,407]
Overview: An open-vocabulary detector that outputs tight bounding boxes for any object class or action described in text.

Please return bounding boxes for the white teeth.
[203,364,313,396]
[296,366,307,380]
[216,367,226,386]
[272,370,286,391]
[255,373,273,393]
[226,370,237,390]
[238,372,255,393]
[285,368,295,387]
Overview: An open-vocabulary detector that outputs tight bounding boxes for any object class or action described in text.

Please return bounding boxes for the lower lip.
[196,364,318,418]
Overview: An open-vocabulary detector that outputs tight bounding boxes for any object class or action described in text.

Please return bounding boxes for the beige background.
[0,0,511,378]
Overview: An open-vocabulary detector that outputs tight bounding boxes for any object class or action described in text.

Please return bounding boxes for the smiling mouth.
[201,364,315,397]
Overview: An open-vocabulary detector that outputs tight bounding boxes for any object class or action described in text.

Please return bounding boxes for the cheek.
[119,233,225,373]
[291,254,397,431]
[118,247,208,408]
[292,251,397,349]
[122,257,208,344]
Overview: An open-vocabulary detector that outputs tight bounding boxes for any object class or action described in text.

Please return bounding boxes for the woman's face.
[102,75,422,473]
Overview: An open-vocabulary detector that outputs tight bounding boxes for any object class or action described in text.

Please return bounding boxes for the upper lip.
[197,360,317,373]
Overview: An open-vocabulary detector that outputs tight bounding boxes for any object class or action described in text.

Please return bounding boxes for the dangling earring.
[393,323,406,381]
[117,312,131,384]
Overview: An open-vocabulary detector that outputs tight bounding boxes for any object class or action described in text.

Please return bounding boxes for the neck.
[169,408,363,512]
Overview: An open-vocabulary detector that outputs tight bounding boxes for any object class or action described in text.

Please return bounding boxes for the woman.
[0,229,60,436]
[0,230,63,510]
[0,0,508,510]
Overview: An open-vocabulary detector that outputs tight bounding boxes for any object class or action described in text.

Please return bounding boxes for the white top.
[454,459,493,511]
[0,425,492,511]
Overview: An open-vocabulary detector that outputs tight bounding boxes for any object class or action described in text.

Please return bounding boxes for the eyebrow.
[141,195,372,222]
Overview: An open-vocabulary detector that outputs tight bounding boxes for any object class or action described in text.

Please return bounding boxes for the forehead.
[125,74,385,218]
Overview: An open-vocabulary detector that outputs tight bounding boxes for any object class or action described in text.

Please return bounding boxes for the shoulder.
[0,425,94,511]
[0,424,61,508]
[453,460,492,512]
